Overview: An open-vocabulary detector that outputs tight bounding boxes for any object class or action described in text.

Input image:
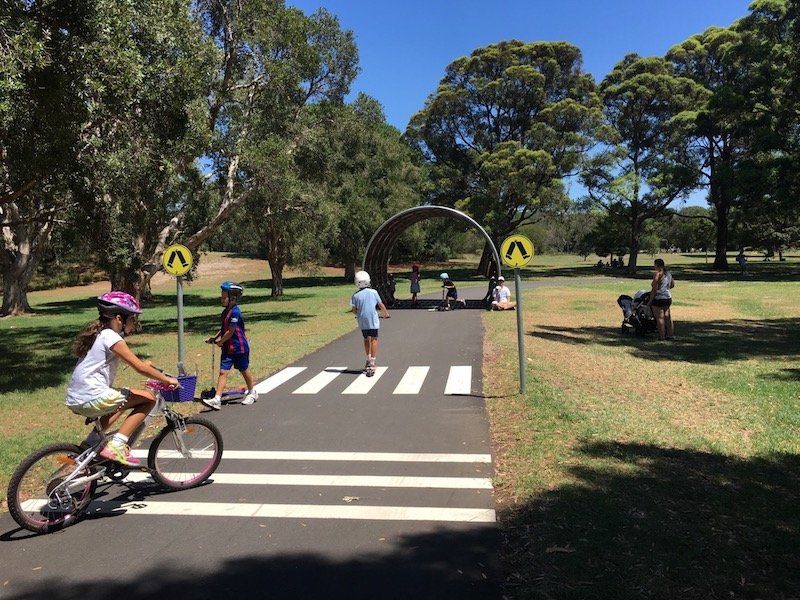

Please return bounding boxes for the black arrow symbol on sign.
[505,241,530,261]
[167,250,189,269]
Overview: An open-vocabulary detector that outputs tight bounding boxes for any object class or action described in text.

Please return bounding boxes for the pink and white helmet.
[98,291,142,316]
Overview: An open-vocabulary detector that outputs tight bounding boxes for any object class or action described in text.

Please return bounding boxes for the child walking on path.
[351,270,390,377]
[202,281,258,410]
[65,291,179,467]
[409,263,421,305]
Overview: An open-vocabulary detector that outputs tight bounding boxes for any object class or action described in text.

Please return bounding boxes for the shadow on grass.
[500,442,800,598]
[531,317,800,364]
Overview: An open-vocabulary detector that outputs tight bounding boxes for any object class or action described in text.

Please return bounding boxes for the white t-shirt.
[493,285,512,303]
[65,328,124,406]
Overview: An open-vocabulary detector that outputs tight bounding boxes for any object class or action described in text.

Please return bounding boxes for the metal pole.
[176,276,186,375]
[514,268,526,394]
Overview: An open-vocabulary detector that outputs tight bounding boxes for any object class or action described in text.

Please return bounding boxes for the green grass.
[2,250,799,598]
[485,253,800,598]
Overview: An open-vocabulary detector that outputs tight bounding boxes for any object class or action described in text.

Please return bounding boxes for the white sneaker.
[202,396,222,411]
[241,391,258,405]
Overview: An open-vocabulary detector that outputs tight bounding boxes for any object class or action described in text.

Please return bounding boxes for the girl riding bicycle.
[64,291,179,467]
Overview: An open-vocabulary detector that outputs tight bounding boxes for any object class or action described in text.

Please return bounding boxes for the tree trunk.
[712,202,730,269]
[1,259,35,315]
[268,259,284,296]
[1,202,54,316]
[344,262,356,282]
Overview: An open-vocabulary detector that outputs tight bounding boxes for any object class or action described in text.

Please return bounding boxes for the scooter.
[199,340,247,402]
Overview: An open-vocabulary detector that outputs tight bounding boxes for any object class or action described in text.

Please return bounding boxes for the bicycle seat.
[84,417,101,426]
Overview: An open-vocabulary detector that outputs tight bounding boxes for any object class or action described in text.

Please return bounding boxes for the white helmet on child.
[355,271,371,289]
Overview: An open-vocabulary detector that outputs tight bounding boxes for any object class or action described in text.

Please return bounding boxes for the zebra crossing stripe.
[101,500,496,523]
[254,366,306,395]
[342,366,388,394]
[444,366,472,395]
[292,367,346,394]
[123,472,493,489]
[393,366,430,394]
[132,449,491,462]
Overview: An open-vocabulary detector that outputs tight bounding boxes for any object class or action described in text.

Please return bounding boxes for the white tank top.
[655,272,673,300]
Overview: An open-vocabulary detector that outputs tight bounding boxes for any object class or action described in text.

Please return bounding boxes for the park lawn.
[485,258,800,598]
[1,250,798,599]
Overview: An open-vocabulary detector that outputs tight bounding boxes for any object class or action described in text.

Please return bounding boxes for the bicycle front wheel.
[147,417,223,490]
[7,443,97,534]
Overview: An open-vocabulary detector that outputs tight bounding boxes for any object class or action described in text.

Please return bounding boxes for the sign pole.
[176,276,186,375]
[499,234,534,396]
[514,267,526,394]
[162,243,193,377]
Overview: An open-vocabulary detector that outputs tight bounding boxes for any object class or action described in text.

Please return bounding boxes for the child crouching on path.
[202,281,258,410]
[65,291,179,467]
[351,270,390,377]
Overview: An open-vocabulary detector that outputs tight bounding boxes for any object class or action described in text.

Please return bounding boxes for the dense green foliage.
[3,0,800,311]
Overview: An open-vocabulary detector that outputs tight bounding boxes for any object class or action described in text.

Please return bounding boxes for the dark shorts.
[446,288,458,299]
[361,329,379,339]
[221,351,250,372]
[651,298,672,309]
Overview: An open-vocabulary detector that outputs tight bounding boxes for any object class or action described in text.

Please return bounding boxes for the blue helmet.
[220,281,243,296]
[439,272,449,280]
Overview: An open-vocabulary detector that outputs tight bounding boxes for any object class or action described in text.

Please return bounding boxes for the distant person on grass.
[351,270,390,377]
[202,281,258,410]
[736,250,747,275]
[491,276,517,310]
[648,258,675,341]
[65,291,179,466]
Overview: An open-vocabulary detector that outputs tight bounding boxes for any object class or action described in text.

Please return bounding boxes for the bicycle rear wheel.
[147,417,223,490]
[7,443,97,534]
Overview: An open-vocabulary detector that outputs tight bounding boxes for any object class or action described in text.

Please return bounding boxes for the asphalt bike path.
[0,285,498,599]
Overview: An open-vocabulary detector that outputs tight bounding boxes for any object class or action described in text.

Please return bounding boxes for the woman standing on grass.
[648,258,675,340]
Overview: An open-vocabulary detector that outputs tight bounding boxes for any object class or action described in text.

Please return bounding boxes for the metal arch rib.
[362,205,502,304]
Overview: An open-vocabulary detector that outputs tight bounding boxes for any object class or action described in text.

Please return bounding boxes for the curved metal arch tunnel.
[362,206,502,306]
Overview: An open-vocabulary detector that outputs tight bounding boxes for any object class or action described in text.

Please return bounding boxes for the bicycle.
[6,376,223,534]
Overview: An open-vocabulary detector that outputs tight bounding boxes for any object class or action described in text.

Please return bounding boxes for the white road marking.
[123,472,493,489]
[100,500,496,523]
[292,367,346,394]
[341,367,388,393]
[444,366,472,395]
[131,450,492,462]
[393,366,430,394]
[254,366,307,395]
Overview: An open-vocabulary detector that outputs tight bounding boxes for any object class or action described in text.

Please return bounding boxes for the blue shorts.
[361,329,379,339]
[446,288,458,299]
[221,352,250,372]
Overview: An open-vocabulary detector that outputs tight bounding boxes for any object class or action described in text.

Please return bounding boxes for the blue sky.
[288,0,752,131]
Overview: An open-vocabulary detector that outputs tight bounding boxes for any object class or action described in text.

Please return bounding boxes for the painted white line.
[292,367,346,394]
[393,366,430,394]
[102,500,496,523]
[131,450,492,462]
[123,472,493,489]
[444,366,472,395]
[341,366,388,394]
[254,366,307,395]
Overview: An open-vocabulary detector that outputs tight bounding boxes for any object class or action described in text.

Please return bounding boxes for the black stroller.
[617,290,657,336]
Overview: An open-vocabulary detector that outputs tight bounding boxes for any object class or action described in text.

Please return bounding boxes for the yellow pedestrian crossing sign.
[500,235,534,268]
[162,244,193,277]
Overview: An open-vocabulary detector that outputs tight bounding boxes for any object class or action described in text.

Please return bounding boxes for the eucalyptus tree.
[1,1,86,314]
[315,94,425,282]
[667,25,746,269]
[406,40,602,274]
[581,54,707,272]
[728,0,800,252]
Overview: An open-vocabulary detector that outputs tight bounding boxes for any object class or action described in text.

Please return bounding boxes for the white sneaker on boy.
[241,390,258,405]
[202,396,222,411]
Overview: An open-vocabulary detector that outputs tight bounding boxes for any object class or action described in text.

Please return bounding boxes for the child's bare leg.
[241,368,255,390]
[115,391,156,438]
[369,337,379,362]
[363,337,370,357]
[216,370,231,393]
